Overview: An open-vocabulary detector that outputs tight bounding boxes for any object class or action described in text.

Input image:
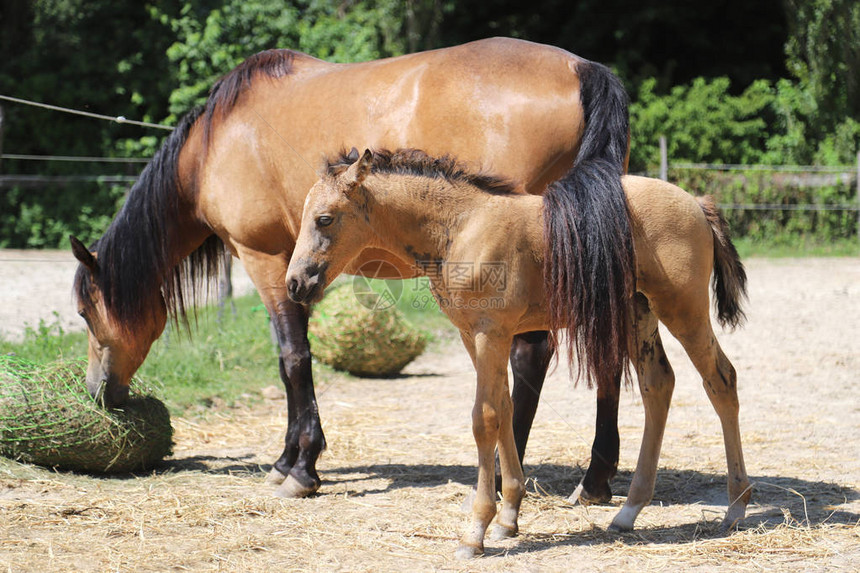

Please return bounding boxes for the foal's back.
[445,175,715,335]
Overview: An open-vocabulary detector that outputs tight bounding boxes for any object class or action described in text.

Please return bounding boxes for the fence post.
[659,135,668,181]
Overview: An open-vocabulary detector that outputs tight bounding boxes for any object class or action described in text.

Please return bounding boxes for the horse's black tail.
[697,196,748,328]
[542,60,634,389]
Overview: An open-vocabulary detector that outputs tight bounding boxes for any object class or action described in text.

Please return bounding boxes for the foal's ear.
[70,235,98,273]
[342,148,373,192]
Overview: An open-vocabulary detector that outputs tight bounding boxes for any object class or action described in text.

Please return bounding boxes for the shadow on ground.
[161,453,860,534]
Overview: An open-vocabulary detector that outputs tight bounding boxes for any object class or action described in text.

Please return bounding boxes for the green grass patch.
[0,313,88,363]
[734,236,860,258]
[0,281,454,416]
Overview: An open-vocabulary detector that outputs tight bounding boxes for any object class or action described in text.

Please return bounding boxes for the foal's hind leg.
[610,294,676,531]
[668,318,750,530]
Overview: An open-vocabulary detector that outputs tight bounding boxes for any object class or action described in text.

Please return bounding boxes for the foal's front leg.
[457,330,525,559]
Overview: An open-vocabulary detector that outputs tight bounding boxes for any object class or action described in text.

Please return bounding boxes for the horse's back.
[198,38,587,259]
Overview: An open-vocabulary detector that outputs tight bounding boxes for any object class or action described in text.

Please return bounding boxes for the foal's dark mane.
[326,148,515,195]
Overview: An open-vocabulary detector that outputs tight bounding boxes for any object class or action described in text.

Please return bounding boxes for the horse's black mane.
[74,49,302,330]
[74,107,223,331]
[203,49,297,147]
[325,148,515,195]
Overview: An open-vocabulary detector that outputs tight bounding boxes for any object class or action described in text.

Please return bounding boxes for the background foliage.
[0,0,858,248]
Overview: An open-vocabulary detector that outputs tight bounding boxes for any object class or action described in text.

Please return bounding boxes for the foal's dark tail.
[542,60,634,389]
[697,196,748,328]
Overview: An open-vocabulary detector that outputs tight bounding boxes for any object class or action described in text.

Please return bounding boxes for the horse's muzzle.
[87,372,130,408]
[86,356,130,408]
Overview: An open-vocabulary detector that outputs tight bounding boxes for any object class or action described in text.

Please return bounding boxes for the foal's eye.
[317,215,334,227]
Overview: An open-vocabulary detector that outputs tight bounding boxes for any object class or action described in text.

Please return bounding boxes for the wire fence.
[0,96,858,242]
[649,136,860,242]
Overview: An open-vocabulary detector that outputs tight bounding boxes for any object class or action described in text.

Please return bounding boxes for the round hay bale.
[0,356,173,474]
[309,285,427,377]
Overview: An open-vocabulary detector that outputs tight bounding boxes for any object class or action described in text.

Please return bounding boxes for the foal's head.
[287,148,375,304]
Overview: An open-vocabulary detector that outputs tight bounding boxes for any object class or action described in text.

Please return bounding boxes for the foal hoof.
[719,506,745,533]
[608,506,637,532]
[490,523,518,541]
[273,474,319,498]
[460,487,477,513]
[454,544,483,560]
[265,468,288,486]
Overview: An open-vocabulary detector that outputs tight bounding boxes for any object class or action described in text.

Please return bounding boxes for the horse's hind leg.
[508,331,552,467]
[610,293,676,531]
[570,372,621,505]
[510,331,620,505]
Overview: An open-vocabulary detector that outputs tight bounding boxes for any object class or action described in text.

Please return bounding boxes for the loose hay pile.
[309,285,427,377]
[0,356,173,473]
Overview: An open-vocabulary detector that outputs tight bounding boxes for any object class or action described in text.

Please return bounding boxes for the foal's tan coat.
[286,151,750,557]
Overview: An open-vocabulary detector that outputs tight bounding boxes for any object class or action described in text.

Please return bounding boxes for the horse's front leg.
[457,330,524,559]
[240,251,326,498]
[266,297,327,497]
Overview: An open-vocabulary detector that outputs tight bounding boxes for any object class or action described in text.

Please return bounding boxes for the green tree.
[783,0,860,164]
[629,77,775,170]
[0,0,179,247]
[160,0,409,118]
[784,0,860,122]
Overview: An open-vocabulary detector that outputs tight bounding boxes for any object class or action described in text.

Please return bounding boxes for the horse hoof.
[569,481,612,505]
[273,474,319,498]
[490,523,517,541]
[265,468,288,486]
[454,544,483,560]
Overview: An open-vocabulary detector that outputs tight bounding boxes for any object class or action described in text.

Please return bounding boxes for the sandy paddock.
[0,252,858,571]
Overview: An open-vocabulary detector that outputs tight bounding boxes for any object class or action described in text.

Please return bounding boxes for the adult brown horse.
[285,148,749,557]
[70,38,633,500]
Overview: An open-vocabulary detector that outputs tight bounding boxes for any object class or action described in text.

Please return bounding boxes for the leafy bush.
[667,167,858,245]
[629,76,859,245]
[0,181,127,248]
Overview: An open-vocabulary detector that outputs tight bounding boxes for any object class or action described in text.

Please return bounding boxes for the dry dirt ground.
[0,251,858,571]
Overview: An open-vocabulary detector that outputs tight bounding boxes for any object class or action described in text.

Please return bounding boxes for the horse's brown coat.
[72,38,630,501]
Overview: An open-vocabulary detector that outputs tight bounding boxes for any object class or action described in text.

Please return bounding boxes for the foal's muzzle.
[286,262,326,304]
